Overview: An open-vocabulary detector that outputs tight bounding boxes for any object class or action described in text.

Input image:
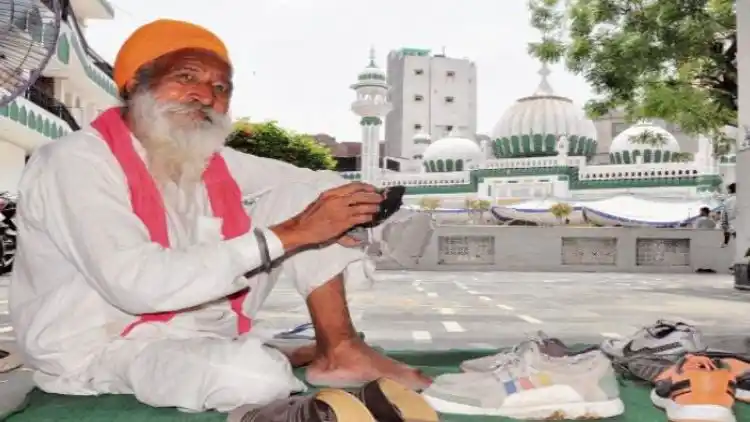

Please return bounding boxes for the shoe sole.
[421,394,624,419]
[650,390,736,422]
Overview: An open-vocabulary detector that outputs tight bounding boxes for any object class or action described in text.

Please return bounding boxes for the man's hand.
[271,183,383,252]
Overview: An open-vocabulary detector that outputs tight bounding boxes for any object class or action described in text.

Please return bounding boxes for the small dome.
[413,131,431,145]
[357,47,386,82]
[422,136,483,172]
[609,121,680,164]
[491,65,598,158]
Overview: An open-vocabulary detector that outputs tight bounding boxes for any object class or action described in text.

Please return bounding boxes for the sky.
[86,0,595,142]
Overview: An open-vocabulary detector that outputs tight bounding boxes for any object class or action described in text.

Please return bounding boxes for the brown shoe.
[228,389,376,422]
[349,378,439,422]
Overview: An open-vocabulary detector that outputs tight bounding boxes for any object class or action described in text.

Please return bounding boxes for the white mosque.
[344,52,737,226]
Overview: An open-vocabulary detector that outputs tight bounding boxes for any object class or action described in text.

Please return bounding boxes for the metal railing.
[23,86,81,131]
[65,3,113,77]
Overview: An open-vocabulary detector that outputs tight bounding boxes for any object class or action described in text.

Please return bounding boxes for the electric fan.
[0,0,62,107]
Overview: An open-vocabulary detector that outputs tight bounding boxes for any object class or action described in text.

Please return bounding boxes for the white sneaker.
[422,343,624,419]
[601,320,705,360]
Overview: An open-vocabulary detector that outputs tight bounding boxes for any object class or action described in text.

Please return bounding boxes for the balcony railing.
[23,86,81,131]
[65,3,113,77]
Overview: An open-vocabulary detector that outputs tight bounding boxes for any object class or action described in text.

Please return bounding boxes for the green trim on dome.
[360,116,382,126]
[358,72,386,81]
[423,159,465,172]
[609,148,680,164]
[492,134,597,158]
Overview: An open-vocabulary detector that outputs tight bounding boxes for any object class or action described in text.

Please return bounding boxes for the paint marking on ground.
[412,331,433,342]
[466,290,479,295]
[0,300,7,305]
[0,327,13,334]
[442,321,466,333]
[427,292,438,298]
[454,282,467,290]
[601,332,622,339]
[496,304,514,311]
[439,308,455,315]
[415,286,424,292]
[479,296,492,301]
[517,315,543,324]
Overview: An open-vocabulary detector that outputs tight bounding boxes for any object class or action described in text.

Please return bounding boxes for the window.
[446,71,455,77]
[414,123,422,130]
[446,125,454,132]
[414,69,424,75]
[414,94,424,102]
[445,96,455,103]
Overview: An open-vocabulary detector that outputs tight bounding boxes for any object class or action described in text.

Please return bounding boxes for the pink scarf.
[91,107,253,337]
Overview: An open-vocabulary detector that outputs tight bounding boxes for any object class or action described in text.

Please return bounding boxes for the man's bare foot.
[306,338,431,390]
[281,343,318,367]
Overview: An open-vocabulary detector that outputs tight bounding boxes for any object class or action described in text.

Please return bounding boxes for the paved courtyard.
[1,271,748,350]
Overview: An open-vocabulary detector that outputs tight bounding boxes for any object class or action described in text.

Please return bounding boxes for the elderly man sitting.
[9,19,429,413]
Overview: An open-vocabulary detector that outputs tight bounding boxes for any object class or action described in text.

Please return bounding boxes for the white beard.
[127,91,232,192]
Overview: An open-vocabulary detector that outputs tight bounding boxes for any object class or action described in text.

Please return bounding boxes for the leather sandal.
[227,388,376,422]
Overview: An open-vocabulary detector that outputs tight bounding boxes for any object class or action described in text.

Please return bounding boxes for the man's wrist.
[270,220,308,253]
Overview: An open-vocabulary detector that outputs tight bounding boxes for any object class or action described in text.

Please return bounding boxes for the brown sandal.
[227,388,376,422]
[350,378,439,422]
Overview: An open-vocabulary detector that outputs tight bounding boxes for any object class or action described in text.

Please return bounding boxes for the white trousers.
[74,181,372,412]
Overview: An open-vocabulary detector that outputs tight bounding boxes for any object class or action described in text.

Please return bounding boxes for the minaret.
[351,47,392,184]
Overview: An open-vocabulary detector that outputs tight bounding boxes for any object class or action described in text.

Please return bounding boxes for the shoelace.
[487,334,545,369]
[680,354,720,372]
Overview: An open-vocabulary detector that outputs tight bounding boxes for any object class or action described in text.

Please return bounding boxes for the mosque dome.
[357,48,386,83]
[491,64,598,159]
[422,135,483,172]
[413,131,432,145]
[609,121,681,164]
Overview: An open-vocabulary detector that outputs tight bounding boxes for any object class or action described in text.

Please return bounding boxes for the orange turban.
[113,19,230,92]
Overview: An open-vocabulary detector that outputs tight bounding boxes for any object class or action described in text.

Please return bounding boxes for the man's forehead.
[154,49,231,76]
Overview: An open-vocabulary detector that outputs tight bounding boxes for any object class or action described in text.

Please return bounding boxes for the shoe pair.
[228,378,439,422]
[422,336,624,419]
[649,353,750,422]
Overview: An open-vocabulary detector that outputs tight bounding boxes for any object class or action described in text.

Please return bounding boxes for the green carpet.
[6,348,750,422]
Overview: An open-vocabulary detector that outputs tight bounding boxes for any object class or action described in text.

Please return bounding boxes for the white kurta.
[9,127,373,412]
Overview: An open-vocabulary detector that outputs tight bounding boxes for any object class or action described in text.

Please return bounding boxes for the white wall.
[387,52,478,159]
[0,141,26,193]
[735,3,750,262]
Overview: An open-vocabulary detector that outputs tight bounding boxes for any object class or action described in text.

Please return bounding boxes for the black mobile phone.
[346,186,406,242]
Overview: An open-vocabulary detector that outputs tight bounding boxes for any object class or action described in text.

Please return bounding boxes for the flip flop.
[227,389,376,422]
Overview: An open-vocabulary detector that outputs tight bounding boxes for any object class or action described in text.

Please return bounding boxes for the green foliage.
[549,202,573,220]
[629,129,668,147]
[418,197,441,211]
[227,119,337,170]
[528,0,736,153]
[671,152,694,162]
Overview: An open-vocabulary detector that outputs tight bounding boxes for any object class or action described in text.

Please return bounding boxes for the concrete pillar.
[734,3,750,287]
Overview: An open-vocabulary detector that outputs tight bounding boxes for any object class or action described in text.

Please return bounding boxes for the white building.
[344,60,736,218]
[384,48,477,161]
[0,0,118,193]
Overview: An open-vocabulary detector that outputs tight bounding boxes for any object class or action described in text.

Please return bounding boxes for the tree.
[628,129,668,147]
[528,0,736,154]
[418,197,441,212]
[464,197,492,224]
[227,119,337,170]
[549,202,573,224]
[671,152,695,162]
